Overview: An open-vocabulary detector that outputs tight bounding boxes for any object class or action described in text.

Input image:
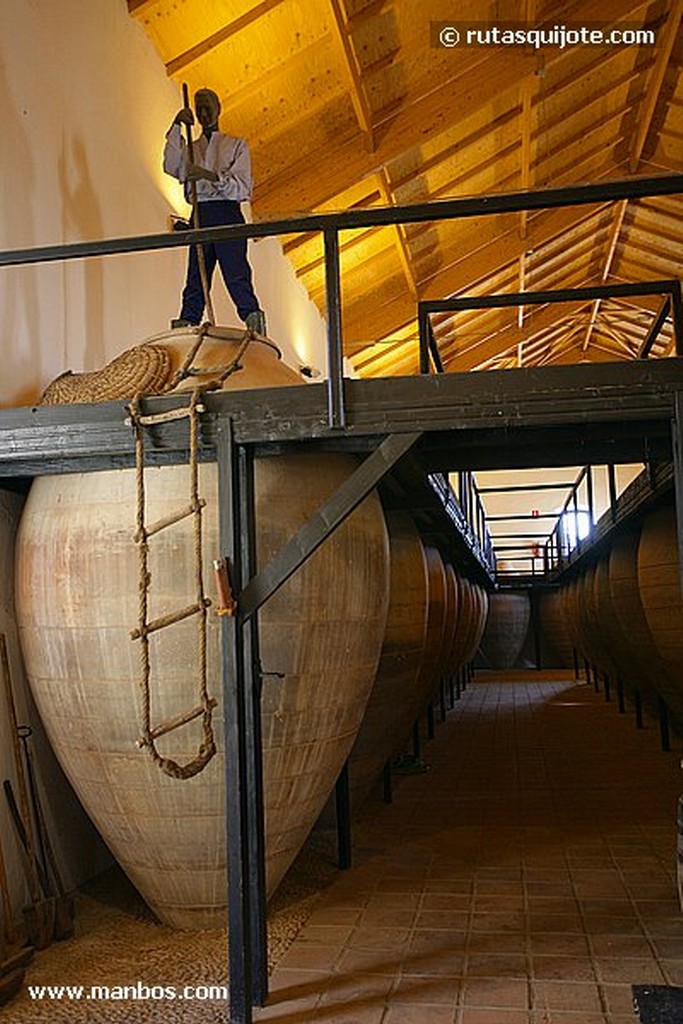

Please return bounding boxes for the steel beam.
[239,432,422,620]
[217,419,259,1024]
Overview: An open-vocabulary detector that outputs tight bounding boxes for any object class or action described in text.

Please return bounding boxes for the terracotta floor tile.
[347,927,412,950]
[384,1006,456,1024]
[298,924,354,946]
[333,947,398,975]
[527,933,590,957]
[416,910,471,930]
[530,955,596,982]
[401,951,466,977]
[459,1010,529,1024]
[392,974,461,1005]
[654,959,683,985]
[406,934,467,965]
[306,907,363,927]
[465,953,528,978]
[423,893,473,912]
[263,678,683,1023]
[532,980,604,1012]
[589,934,654,958]
[461,977,530,1009]
[650,936,683,958]
[359,907,416,928]
[319,969,393,997]
[276,943,343,971]
[470,912,526,933]
[600,982,639,1015]
[467,931,528,955]
[310,1007,386,1023]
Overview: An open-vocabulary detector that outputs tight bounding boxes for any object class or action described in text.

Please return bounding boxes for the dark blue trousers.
[179,200,260,324]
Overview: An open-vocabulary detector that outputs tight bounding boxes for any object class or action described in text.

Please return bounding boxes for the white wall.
[0,0,330,406]
[0,0,333,927]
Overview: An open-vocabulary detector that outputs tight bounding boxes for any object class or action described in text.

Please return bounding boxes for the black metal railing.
[1,175,682,578]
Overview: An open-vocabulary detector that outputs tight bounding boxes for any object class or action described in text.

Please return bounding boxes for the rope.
[127,329,254,780]
[129,389,215,781]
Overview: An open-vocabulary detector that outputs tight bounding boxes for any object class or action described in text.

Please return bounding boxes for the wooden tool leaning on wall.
[0,633,75,950]
[0,636,35,1005]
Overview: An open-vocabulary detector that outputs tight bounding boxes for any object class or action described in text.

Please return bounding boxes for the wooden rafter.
[519,79,534,239]
[165,0,286,77]
[581,199,629,352]
[376,170,417,299]
[519,0,536,239]
[328,0,375,150]
[629,0,683,172]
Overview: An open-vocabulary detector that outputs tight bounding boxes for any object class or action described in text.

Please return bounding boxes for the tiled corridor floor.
[256,673,683,1023]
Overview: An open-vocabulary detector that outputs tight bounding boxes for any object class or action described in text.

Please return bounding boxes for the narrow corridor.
[257,673,683,1023]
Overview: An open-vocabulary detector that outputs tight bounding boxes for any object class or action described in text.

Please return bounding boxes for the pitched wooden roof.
[129,0,683,377]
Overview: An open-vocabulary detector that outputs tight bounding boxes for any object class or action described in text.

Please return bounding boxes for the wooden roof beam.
[165,0,286,77]
[629,0,683,171]
[581,199,629,351]
[376,169,418,299]
[329,0,375,151]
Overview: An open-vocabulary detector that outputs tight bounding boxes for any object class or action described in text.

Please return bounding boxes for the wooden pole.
[182,83,215,326]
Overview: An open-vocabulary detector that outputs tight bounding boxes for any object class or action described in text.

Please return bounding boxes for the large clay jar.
[15,329,390,928]
[479,590,531,668]
[637,503,683,726]
[346,510,428,807]
[537,587,574,667]
[608,524,667,714]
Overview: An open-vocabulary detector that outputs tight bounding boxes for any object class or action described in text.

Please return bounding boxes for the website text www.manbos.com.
[433,23,656,49]
[28,981,229,1002]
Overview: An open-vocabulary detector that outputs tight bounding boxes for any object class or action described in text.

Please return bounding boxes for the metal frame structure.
[418,278,683,374]
[1,176,683,1022]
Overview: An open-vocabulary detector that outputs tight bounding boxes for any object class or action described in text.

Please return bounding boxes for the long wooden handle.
[181,83,215,326]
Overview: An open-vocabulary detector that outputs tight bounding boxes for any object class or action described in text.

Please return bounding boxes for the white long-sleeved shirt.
[163,123,253,203]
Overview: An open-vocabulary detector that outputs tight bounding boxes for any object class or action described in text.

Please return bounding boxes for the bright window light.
[560,507,591,550]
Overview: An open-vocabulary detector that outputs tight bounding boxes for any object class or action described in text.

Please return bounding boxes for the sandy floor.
[3,832,339,1022]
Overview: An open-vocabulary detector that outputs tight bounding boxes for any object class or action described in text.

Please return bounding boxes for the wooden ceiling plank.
[329,0,375,149]
[629,0,683,171]
[165,0,286,77]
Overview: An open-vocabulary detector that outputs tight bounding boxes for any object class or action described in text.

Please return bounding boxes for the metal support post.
[335,761,352,870]
[217,420,266,1022]
[572,647,580,682]
[672,393,683,600]
[616,675,626,714]
[382,761,393,804]
[607,464,618,523]
[427,702,435,740]
[239,443,268,1007]
[586,465,594,528]
[658,696,671,752]
[439,679,447,721]
[324,228,346,430]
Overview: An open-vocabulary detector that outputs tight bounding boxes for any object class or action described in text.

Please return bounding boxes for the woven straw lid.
[41,344,173,405]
